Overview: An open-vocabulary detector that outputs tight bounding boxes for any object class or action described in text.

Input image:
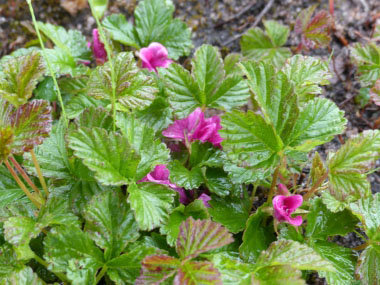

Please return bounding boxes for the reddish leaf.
[176,217,234,260]
[295,6,332,50]
[136,255,179,284]
[174,261,222,285]
[10,100,52,154]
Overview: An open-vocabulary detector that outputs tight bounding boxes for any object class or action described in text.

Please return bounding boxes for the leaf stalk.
[9,155,41,196]
[30,149,49,197]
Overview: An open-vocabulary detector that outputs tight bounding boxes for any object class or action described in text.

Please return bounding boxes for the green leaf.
[351,43,380,87]
[9,99,52,154]
[306,198,358,240]
[327,130,380,201]
[220,109,282,168]
[44,225,104,273]
[74,106,113,130]
[116,113,170,180]
[3,216,40,260]
[0,266,44,285]
[312,240,356,285]
[349,193,380,241]
[176,217,234,260]
[87,52,158,110]
[127,182,175,231]
[35,77,57,102]
[239,204,276,263]
[84,190,140,260]
[161,201,209,246]
[44,47,88,77]
[282,55,331,100]
[255,240,335,272]
[356,246,380,285]
[0,51,45,107]
[0,164,25,207]
[134,0,192,59]
[175,261,222,284]
[224,53,242,76]
[207,253,254,285]
[209,194,250,234]
[37,196,79,227]
[66,258,97,285]
[137,254,179,284]
[310,152,327,186]
[107,244,158,284]
[204,168,232,196]
[103,14,139,48]
[66,94,107,119]
[168,160,203,190]
[68,127,140,185]
[89,0,108,19]
[253,265,304,285]
[38,22,91,62]
[160,45,249,117]
[241,20,291,67]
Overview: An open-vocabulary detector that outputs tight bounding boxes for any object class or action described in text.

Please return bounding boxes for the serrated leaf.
[168,160,203,190]
[103,14,139,48]
[282,55,331,100]
[75,106,113,130]
[44,225,104,273]
[204,168,232,196]
[327,130,380,201]
[176,217,234,260]
[351,43,380,87]
[295,6,331,49]
[356,246,380,285]
[241,20,291,67]
[349,193,380,241]
[312,240,356,285]
[66,258,97,285]
[134,0,192,59]
[68,127,140,185]
[84,190,140,260]
[255,240,335,272]
[127,182,175,231]
[253,265,304,285]
[66,94,107,119]
[160,45,249,117]
[10,99,52,154]
[87,52,157,110]
[0,51,45,107]
[37,196,79,227]
[209,194,250,234]
[44,47,88,76]
[136,254,179,284]
[175,261,222,285]
[239,204,276,263]
[0,266,44,285]
[107,244,158,284]
[3,216,40,260]
[116,113,170,180]
[306,198,358,240]
[224,53,241,76]
[35,77,57,102]
[0,165,24,207]
[310,152,327,185]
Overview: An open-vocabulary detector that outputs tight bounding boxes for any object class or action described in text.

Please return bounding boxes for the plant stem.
[26,0,68,127]
[33,253,70,283]
[4,160,41,208]
[303,171,329,201]
[30,149,49,198]
[9,156,41,196]
[96,265,108,284]
[268,166,280,202]
[88,0,117,131]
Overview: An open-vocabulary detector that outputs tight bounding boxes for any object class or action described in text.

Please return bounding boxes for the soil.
[0,0,379,284]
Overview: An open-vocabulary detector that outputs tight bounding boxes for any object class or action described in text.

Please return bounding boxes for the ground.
[0,0,379,284]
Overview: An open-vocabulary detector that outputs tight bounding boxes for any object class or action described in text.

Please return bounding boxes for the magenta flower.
[198,193,211,208]
[138,42,172,72]
[272,195,303,226]
[89,29,107,65]
[162,108,223,148]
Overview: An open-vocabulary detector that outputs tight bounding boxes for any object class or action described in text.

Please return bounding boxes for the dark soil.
[1,0,379,284]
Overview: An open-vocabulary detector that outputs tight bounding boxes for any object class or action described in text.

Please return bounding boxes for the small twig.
[339,94,357,107]
[9,156,41,196]
[30,149,49,198]
[222,0,275,46]
[268,165,280,202]
[215,1,257,28]
[4,160,41,208]
[304,171,329,201]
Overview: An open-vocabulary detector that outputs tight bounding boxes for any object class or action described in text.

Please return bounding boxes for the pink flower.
[138,42,172,72]
[139,164,189,204]
[162,108,223,148]
[89,29,107,65]
[277,184,290,196]
[272,195,303,226]
[198,193,211,208]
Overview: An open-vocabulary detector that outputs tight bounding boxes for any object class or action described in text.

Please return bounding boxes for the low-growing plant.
[0,0,379,284]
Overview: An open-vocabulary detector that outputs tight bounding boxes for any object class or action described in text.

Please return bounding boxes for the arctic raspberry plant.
[0,0,379,284]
